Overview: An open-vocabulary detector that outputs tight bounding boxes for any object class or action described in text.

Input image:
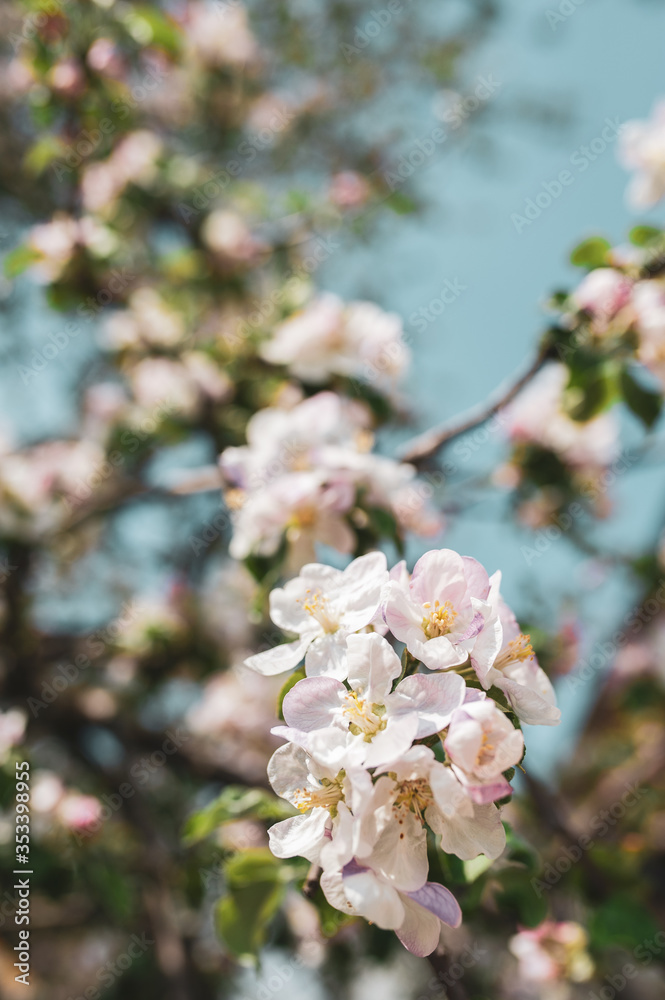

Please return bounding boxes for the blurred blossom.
[113,595,186,656]
[186,662,282,782]
[632,280,665,388]
[260,293,409,386]
[86,37,124,77]
[201,210,268,267]
[509,921,594,986]
[105,288,185,350]
[201,561,257,652]
[48,58,86,97]
[0,438,106,537]
[28,214,117,281]
[82,382,129,441]
[0,708,27,762]
[618,99,665,207]
[129,354,229,419]
[57,793,104,832]
[183,2,260,69]
[504,362,619,470]
[571,267,633,328]
[328,171,371,209]
[81,130,163,214]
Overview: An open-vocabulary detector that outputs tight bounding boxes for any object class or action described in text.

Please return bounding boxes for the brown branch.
[398,341,552,465]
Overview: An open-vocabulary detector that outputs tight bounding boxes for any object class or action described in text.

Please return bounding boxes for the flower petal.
[245,636,311,675]
[346,632,402,702]
[342,871,405,930]
[406,882,462,928]
[282,676,345,732]
[396,895,442,957]
[268,809,329,862]
[391,672,465,737]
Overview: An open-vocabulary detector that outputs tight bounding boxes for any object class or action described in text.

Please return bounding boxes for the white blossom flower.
[383,548,500,672]
[245,552,389,677]
[275,632,465,768]
[444,698,524,803]
[321,862,461,957]
[618,100,665,208]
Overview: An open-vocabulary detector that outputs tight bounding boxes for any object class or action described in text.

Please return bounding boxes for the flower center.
[343,691,386,739]
[298,589,339,633]
[494,633,533,671]
[292,771,345,815]
[421,600,458,639]
[476,732,496,769]
[393,778,434,824]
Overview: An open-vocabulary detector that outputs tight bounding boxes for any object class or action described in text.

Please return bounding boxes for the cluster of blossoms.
[246,549,560,955]
[259,292,410,388]
[219,391,443,567]
[618,99,665,209]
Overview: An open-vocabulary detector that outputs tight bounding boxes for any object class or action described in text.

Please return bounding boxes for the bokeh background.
[1,0,665,998]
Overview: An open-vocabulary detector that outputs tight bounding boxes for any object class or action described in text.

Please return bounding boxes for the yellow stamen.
[495,633,534,671]
[422,599,458,639]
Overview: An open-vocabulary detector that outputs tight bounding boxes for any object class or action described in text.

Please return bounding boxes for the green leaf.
[462,855,493,883]
[570,236,611,269]
[216,879,285,960]
[629,225,662,247]
[4,245,41,278]
[588,893,660,950]
[183,787,294,845]
[620,367,662,429]
[277,667,306,720]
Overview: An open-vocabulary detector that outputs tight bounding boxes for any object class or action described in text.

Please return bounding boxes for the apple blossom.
[383,548,500,672]
[444,698,524,803]
[618,99,665,208]
[245,552,389,677]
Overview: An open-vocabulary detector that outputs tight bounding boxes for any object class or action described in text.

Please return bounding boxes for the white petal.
[305,633,350,679]
[268,809,329,862]
[267,742,309,801]
[342,872,405,930]
[361,713,419,769]
[390,672,465,737]
[282,676,345,732]
[346,632,402,702]
[367,809,428,892]
[396,896,442,957]
[245,636,311,675]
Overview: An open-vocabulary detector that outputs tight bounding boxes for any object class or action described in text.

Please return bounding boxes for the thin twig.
[398,341,552,464]
[302,863,322,899]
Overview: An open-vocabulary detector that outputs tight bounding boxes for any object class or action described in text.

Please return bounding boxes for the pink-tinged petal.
[457,774,512,805]
[437,800,506,861]
[396,896,442,957]
[367,810,428,892]
[244,636,311,675]
[461,556,491,600]
[267,742,309,801]
[268,809,329,862]
[456,610,485,642]
[346,632,402,701]
[342,872,405,930]
[406,882,462,928]
[410,549,467,606]
[320,869,357,916]
[416,634,469,671]
[282,676,345,732]
[470,615,503,682]
[497,667,561,726]
[320,800,355,871]
[362,713,419,769]
[444,718,483,772]
[383,581,423,641]
[391,673,465,737]
[305,633,349,679]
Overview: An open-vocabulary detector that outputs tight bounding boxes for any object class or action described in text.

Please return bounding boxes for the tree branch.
[398,341,552,465]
